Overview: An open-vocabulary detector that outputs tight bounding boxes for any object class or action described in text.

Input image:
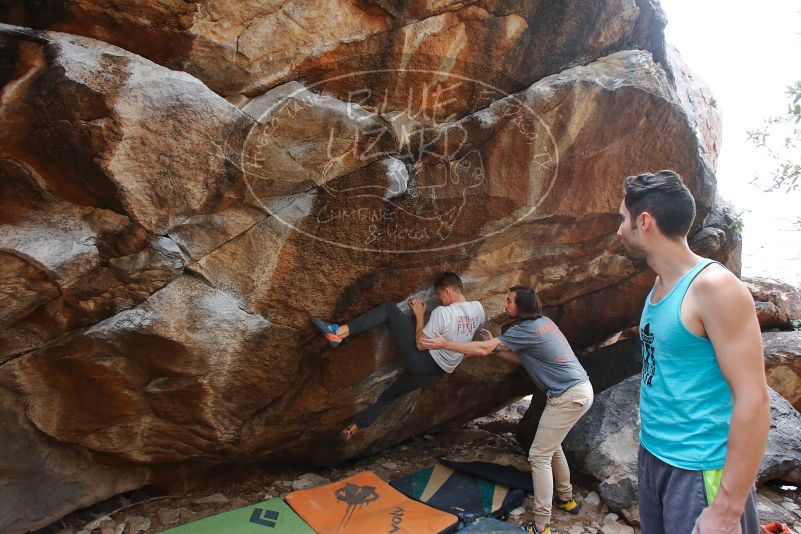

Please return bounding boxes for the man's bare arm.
[490,340,521,363]
[475,328,521,363]
[693,269,769,530]
[491,340,513,353]
[415,318,427,350]
[409,299,428,351]
[494,350,522,364]
[421,335,512,357]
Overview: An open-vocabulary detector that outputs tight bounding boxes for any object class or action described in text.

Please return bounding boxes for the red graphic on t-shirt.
[534,322,557,336]
[455,315,480,335]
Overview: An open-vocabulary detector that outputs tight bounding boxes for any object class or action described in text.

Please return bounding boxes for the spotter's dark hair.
[509,285,543,321]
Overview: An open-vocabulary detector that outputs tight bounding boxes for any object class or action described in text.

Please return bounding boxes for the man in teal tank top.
[617,170,769,534]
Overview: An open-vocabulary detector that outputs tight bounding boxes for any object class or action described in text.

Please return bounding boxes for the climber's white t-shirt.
[423,301,485,373]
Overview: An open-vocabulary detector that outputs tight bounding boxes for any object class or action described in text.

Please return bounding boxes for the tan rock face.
[0,160,163,362]
[0,4,732,531]
[745,276,801,331]
[666,45,722,170]
[0,387,150,534]
[0,27,251,235]
[763,331,801,412]
[9,275,299,463]
[0,0,664,113]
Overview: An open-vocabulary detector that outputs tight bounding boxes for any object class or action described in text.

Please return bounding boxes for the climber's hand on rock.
[409,298,426,317]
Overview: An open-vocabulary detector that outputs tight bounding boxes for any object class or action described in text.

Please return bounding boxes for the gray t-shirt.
[498,317,588,398]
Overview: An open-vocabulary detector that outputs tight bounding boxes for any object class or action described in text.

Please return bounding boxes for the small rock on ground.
[194,493,228,505]
[157,508,180,526]
[99,520,124,534]
[83,516,110,531]
[758,494,799,525]
[125,515,151,534]
[601,523,634,534]
[291,473,329,491]
[585,491,602,507]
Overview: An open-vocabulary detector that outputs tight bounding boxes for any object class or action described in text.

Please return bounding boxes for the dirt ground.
[38,400,801,534]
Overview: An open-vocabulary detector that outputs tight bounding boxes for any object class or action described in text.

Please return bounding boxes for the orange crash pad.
[285,471,458,534]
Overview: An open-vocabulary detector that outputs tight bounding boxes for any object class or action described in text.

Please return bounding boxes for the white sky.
[660,0,801,199]
[659,0,801,283]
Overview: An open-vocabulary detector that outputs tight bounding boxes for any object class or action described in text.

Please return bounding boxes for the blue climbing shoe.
[310,317,342,348]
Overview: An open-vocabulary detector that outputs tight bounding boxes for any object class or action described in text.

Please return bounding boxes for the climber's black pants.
[347,302,444,427]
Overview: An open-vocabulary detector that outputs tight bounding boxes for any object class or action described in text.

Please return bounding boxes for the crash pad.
[160,497,314,533]
[285,470,459,534]
[390,463,525,521]
[456,516,526,533]
[439,458,533,493]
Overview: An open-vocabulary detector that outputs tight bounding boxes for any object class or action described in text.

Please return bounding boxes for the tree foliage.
[747,80,801,192]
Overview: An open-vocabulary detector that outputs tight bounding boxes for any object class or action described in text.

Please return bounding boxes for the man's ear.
[638,211,653,232]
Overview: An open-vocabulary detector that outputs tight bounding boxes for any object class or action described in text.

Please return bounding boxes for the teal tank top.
[639,258,731,470]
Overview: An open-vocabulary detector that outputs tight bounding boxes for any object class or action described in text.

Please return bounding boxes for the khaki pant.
[528,381,594,525]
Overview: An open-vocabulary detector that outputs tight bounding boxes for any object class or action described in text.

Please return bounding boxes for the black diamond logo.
[249,508,279,528]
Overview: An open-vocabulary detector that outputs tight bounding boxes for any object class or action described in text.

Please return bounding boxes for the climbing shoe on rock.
[339,423,359,441]
[310,317,342,348]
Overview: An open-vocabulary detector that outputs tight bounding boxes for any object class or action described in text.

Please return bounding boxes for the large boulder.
[745,277,801,331]
[764,331,801,412]
[761,386,801,485]
[690,197,743,277]
[0,161,179,362]
[564,377,801,524]
[0,388,150,534]
[0,2,734,530]
[665,44,721,170]
[0,0,669,108]
[0,26,251,236]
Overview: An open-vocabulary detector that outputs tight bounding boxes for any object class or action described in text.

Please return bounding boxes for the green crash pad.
[160,497,314,534]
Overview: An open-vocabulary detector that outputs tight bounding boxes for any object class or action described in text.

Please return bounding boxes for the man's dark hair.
[623,170,696,239]
[510,286,543,321]
[434,272,463,293]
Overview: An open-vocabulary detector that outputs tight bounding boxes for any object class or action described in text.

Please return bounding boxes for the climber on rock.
[310,272,486,441]
[421,285,592,534]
